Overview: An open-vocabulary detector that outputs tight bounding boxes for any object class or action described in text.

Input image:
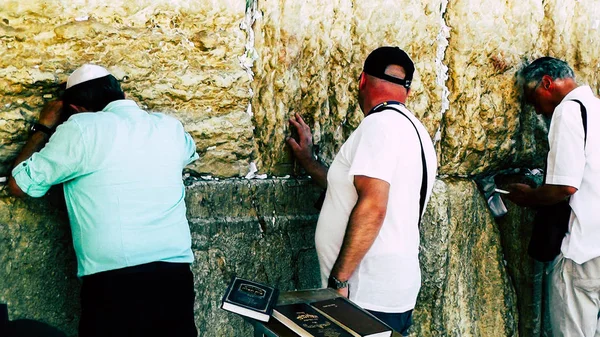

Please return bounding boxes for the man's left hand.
[38,100,65,129]
[505,183,533,206]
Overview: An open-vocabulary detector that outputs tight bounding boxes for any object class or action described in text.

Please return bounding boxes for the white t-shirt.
[315,104,437,313]
[546,86,600,264]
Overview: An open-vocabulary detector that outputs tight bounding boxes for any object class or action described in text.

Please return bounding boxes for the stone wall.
[1,178,518,337]
[2,0,600,177]
[2,0,600,336]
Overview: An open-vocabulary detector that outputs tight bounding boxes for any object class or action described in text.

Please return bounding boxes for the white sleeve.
[347,116,405,184]
[545,102,586,188]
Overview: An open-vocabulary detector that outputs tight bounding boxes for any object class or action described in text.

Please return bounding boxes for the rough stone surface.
[251,0,445,174]
[542,0,600,91]
[439,0,600,176]
[496,200,539,337]
[0,0,253,177]
[494,172,549,337]
[1,178,518,337]
[3,1,600,178]
[414,179,518,337]
[0,187,79,335]
[439,0,545,175]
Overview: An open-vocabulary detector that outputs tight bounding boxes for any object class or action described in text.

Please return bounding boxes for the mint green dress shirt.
[12,100,198,276]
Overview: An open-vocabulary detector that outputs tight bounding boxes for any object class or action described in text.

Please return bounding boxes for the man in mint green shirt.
[8,64,199,337]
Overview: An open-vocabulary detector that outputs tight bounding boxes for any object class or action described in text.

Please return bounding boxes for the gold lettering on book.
[296,312,319,321]
[239,284,266,298]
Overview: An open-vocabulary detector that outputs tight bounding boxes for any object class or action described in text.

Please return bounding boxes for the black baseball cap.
[363,46,414,89]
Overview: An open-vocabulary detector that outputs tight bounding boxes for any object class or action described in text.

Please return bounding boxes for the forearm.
[13,131,50,167]
[8,131,50,196]
[300,158,328,189]
[329,199,386,281]
[529,184,576,206]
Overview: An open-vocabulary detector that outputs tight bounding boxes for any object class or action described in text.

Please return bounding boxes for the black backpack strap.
[372,106,428,227]
[570,99,588,146]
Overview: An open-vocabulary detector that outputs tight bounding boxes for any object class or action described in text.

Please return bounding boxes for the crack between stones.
[240,0,260,177]
[433,0,450,148]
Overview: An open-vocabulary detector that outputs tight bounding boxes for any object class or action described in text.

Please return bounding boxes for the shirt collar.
[562,85,594,103]
[102,99,142,113]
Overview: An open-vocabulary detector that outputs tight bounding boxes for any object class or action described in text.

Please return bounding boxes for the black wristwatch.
[31,123,54,136]
[327,275,349,289]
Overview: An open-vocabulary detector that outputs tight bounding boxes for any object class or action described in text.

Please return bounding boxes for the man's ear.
[541,75,553,91]
[359,72,367,90]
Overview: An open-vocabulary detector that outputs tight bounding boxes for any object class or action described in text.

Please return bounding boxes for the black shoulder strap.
[570,99,588,146]
[373,106,428,227]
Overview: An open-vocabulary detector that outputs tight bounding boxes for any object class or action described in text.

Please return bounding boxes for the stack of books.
[273,298,392,337]
[221,277,392,337]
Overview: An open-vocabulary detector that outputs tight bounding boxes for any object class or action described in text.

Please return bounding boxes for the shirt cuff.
[11,161,51,197]
[545,174,581,189]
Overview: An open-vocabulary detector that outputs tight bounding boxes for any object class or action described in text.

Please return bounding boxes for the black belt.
[83,261,190,279]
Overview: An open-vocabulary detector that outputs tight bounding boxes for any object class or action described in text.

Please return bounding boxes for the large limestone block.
[251,0,445,174]
[0,189,79,336]
[440,0,548,176]
[414,179,518,337]
[496,201,544,337]
[185,178,322,336]
[0,0,253,176]
[541,0,600,91]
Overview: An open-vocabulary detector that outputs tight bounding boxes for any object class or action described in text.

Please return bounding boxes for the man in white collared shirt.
[508,57,600,337]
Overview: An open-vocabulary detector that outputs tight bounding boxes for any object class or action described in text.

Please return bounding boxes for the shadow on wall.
[1,304,67,337]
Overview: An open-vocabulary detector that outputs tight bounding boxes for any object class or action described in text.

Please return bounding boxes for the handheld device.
[494,188,510,195]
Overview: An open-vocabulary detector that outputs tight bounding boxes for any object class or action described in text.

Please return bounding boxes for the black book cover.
[273,302,353,337]
[311,298,392,337]
[221,277,279,322]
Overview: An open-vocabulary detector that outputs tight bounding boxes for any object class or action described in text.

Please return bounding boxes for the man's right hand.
[286,113,328,189]
[286,113,315,166]
[38,100,65,129]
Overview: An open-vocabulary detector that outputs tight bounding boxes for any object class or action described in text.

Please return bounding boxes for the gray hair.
[520,57,575,88]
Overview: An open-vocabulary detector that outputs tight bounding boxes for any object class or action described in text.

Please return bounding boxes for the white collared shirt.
[547,86,600,264]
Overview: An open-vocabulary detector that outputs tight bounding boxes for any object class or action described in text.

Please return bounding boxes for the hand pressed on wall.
[38,100,65,129]
[286,113,315,167]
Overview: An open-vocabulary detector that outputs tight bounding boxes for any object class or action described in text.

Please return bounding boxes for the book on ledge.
[310,297,392,337]
[272,302,354,337]
[220,277,279,322]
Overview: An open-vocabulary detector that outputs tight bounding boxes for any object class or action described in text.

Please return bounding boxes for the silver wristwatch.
[327,275,348,289]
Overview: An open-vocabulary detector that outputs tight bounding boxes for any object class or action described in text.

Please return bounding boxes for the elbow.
[563,186,577,198]
[370,205,388,225]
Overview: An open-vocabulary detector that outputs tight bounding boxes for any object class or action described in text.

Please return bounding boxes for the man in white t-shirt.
[287,46,437,335]
[507,57,600,337]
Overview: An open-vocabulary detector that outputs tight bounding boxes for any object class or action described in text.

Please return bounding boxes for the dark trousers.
[367,309,413,336]
[79,262,197,337]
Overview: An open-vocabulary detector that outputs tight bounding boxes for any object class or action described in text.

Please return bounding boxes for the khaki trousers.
[549,254,600,337]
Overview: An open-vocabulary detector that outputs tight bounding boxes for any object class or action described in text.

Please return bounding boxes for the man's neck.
[363,96,406,116]
[554,79,579,104]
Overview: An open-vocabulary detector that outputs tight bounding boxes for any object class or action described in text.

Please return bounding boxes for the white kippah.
[66,64,111,89]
